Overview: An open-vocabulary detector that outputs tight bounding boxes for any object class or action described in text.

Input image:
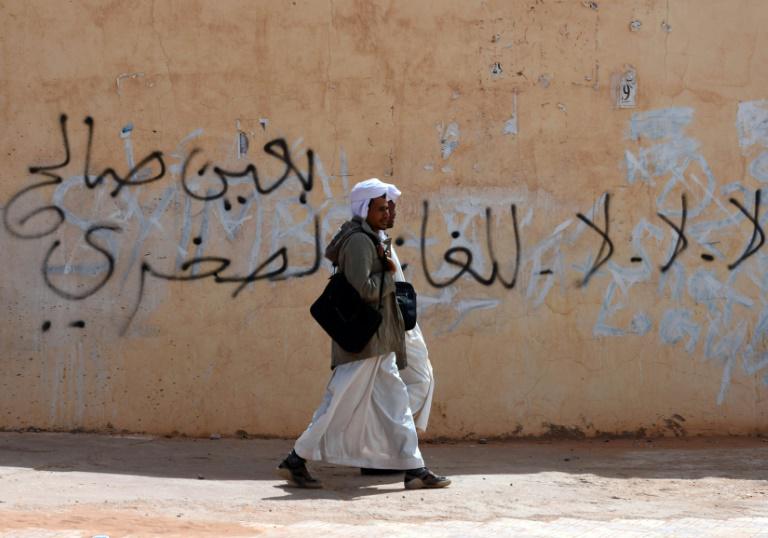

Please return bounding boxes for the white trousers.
[294,354,424,470]
[398,323,434,432]
[389,246,434,432]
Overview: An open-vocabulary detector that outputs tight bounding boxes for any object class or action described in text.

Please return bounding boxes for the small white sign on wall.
[616,68,637,109]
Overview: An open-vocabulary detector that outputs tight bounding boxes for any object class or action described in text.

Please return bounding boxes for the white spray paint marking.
[525,220,570,308]
[19,106,768,409]
[629,107,693,141]
[736,100,768,149]
[626,108,716,218]
[445,298,502,333]
[737,101,768,184]
[630,312,652,335]
[660,309,700,352]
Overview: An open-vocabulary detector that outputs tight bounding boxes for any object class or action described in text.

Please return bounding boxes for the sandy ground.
[0,433,767,537]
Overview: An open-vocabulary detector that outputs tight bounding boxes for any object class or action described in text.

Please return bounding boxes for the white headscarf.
[350,178,389,218]
[385,182,401,203]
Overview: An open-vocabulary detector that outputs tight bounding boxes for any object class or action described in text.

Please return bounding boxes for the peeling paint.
[115,72,145,95]
[439,122,460,159]
[503,93,518,135]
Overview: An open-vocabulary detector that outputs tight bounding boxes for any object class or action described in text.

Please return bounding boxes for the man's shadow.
[265,467,406,501]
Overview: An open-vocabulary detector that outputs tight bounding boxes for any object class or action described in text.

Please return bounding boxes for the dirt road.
[1,433,767,536]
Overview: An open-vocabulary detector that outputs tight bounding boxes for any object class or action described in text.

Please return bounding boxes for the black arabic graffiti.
[181,139,314,201]
[42,224,121,301]
[5,115,314,240]
[658,193,688,273]
[120,215,322,335]
[420,200,520,289]
[3,115,70,240]
[576,193,614,287]
[3,114,320,318]
[9,115,768,337]
[728,190,764,270]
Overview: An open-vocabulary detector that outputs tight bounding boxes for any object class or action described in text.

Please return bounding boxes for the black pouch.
[395,281,417,331]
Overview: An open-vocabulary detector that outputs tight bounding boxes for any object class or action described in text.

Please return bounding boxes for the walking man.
[277,178,450,490]
[385,184,434,433]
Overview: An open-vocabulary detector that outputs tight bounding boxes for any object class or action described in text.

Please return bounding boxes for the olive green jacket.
[324,217,407,370]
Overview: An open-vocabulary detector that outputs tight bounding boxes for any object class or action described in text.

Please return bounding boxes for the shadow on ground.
[0,432,766,490]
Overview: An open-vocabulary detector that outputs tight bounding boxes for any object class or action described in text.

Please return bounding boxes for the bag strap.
[377,258,385,311]
[333,230,388,311]
[360,231,386,312]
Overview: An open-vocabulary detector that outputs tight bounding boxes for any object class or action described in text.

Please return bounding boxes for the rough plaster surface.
[1,1,768,437]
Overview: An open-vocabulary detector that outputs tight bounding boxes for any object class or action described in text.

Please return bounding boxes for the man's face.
[366,195,390,232]
[386,200,397,229]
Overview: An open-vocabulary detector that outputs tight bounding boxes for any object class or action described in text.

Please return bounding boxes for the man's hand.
[376,244,396,272]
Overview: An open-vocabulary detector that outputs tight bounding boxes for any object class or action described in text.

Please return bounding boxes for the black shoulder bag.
[310,234,386,353]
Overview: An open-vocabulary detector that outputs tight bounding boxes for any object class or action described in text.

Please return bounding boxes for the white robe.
[293,354,424,469]
[293,239,432,469]
[391,246,435,432]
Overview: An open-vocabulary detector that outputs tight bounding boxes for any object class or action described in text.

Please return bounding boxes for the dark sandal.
[404,467,451,489]
[276,450,323,489]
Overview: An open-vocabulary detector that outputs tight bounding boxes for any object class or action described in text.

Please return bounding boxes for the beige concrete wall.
[1,0,767,438]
